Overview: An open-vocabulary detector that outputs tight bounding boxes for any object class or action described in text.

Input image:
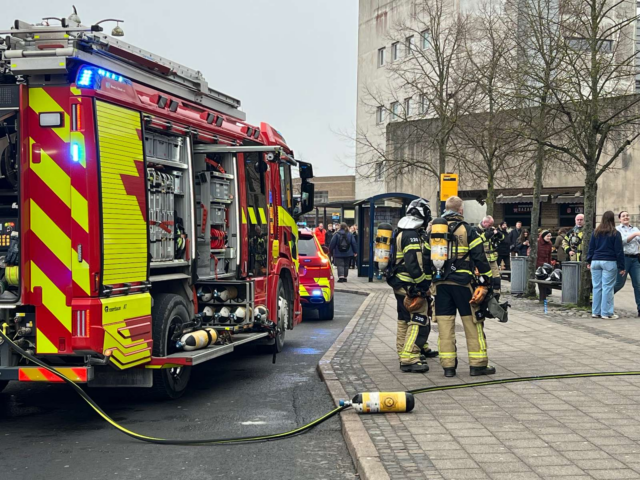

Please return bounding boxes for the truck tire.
[318,298,334,321]
[274,277,291,352]
[150,294,192,400]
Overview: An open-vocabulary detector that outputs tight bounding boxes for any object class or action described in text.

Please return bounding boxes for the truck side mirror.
[294,181,314,219]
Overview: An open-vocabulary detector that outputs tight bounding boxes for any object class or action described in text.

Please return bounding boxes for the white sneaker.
[601,314,619,319]
[591,314,601,318]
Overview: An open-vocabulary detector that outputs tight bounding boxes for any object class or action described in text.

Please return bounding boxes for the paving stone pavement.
[330,285,640,480]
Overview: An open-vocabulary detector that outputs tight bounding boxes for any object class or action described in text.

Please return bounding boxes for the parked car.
[298,229,335,320]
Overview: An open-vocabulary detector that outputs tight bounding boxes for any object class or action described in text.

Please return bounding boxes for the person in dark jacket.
[325,224,335,258]
[536,230,553,267]
[516,230,530,256]
[586,211,625,319]
[496,221,511,269]
[508,221,522,253]
[554,227,571,263]
[349,225,359,269]
[329,223,358,282]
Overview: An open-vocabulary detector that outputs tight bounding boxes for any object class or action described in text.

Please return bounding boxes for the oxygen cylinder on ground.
[430,218,450,280]
[231,307,247,324]
[374,223,394,272]
[213,287,238,302]
[339,392,415,414]
[254,305,268,322]
[177,328,218,351]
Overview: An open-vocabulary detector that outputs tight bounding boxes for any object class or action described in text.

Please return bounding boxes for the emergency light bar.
[75,65,131,89]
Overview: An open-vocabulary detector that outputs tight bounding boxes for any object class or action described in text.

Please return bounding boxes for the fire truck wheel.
[318,298,335,320]
[151,294,192,400]
[275,277,292,353]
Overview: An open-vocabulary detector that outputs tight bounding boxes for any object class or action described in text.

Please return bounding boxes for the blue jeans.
[614,256,640,311]
[591,260,617,317]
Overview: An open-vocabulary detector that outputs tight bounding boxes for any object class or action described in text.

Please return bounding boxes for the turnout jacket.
[426,213,493,286]
[475,225,500,262]
[561,226,584,260]
[391,229,431,290]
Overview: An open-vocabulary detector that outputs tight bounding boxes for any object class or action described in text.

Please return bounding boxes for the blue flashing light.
[312,289,322,296]
[71,142,81,163]
[76,66,130,89]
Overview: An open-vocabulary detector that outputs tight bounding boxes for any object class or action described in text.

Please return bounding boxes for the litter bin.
[511,256,529,294]
[561,261,582,305]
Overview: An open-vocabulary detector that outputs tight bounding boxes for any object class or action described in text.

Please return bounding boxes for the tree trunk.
[578,169,597,307]
[526,142,545,297]
[486,173,495,216]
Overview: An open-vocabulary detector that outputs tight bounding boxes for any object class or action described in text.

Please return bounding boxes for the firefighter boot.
[401,361,429,373]
[436,315,457,374]
[470,365,497,376]
[444,359,458,377]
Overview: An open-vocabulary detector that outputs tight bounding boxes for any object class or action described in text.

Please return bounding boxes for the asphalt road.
[0,292,364,480]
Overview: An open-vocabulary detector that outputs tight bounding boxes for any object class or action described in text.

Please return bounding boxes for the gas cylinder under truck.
[0,9,316,399]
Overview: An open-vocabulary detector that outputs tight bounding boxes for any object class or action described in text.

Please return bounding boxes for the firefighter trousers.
[434,283,488,368]
[394,292,430,365]
[489,260,501,292]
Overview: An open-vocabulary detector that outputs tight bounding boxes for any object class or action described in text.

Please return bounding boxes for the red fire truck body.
[0,18,315,397]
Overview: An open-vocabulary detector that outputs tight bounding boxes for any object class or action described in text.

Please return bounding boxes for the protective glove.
[6,232,19,266]
[404,295,426,313]
[470,286,489,305]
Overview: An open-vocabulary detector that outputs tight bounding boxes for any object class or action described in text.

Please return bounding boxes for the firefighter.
[475,215,502,293]
[562,213,585,261]
[426,196,496,378]
[386,198,435,373]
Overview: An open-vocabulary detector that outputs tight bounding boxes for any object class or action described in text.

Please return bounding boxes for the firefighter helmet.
[398,198,431,229]
[550,268,562,282]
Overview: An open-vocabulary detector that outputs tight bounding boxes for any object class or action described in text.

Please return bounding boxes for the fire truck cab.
[0,15,315,398]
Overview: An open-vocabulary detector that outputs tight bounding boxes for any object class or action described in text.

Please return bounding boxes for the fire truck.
[0,13,315,398]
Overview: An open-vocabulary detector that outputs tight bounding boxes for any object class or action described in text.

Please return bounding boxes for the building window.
[404,97,412,117]
[566,37,613,52]
[406,36,415,55]
[391,102,400,121]
[392,42,400,61]
[421,30,430,49]
[375,162,384,181]
[419,94,427,115]
[378,47,386,67]
[376,106,385,124]
[314,191,329,204]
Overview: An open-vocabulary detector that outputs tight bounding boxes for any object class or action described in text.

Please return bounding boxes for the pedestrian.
[536,230,554,297]
[314,223,327,246]
[586,211,625,319]
[349,225,359,269]
[614,211,640,317]
[474,215,502,293]
[508,221,523,255]
[426,196,496,378]
[496,221,511,270]
[554,227,571,263]
[562,214,585,261]
[385,198,435,373]
[325,224,335,251]
[516,229,530,256]
[329,223,358,283]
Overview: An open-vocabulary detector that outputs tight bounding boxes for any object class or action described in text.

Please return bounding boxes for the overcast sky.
[5,1,358,176]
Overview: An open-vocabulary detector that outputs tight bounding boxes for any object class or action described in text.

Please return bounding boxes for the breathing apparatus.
[430,217,450,280]
[374,223,394,272]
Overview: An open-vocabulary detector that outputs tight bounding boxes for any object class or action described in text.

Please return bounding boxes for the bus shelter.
[355,193,419,282]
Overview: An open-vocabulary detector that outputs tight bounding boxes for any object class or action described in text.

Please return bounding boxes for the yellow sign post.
[440,173,459,201]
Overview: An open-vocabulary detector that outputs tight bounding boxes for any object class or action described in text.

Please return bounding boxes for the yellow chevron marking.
[299,284,309,296]
[70,87,81,96]
[242,208,247,225]
[248,207,258,225]
[72,252,91,295]
[258,207,267,224]
[31,199,71,269]
[36,328,58,354]
[28,88,70,143]
[31,261,71,332]
[315,278,331,287]
[30,138,71,207]
[71,187,89,232]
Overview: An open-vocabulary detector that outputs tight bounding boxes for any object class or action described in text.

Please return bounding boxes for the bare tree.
[529,0,640,305]
[355,0,473,187]
[504,0,567,296]
[452,1,528,216]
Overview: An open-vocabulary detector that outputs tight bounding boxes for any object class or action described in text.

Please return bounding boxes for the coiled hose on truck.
[1,329,639,446]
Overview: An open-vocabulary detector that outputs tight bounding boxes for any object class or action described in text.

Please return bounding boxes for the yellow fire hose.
[1,329,640,446]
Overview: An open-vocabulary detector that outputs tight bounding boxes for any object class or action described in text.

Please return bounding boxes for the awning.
[553,194,584,204]
[496,194,549,204]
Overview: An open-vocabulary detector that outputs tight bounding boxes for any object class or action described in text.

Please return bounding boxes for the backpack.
[338,232,351,253]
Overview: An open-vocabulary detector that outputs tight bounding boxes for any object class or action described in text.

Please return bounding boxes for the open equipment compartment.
[193,151,239,280]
